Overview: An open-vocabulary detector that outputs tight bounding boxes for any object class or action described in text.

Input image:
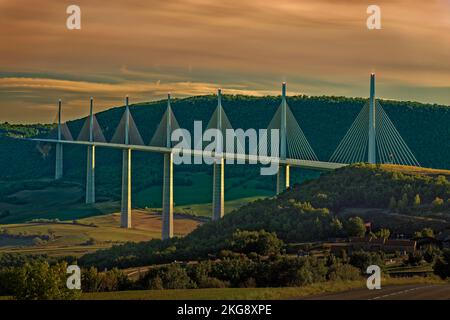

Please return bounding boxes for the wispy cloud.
[0,0,449,122]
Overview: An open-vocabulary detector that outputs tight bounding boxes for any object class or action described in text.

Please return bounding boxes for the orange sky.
[0,0,449,123]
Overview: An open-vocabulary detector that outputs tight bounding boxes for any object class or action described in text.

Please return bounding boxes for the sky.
[0,0,449,123]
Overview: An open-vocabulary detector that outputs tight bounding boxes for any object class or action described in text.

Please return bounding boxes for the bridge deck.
[29,138,347,171]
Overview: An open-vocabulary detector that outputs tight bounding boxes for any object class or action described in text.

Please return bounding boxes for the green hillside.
[1,95,450,222]
[78,164,450,269]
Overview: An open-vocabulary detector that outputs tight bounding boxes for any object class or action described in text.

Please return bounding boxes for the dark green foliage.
[79,164,450,269]
[0,253,76,268]
[227,230,283,256]
[327,263,362,281]
[79,201,345,269]
[433,249,450,279]
[81,267,131,292]
[285,163,450,212]
[2,95,450,206]
[345,217,366,237]
[135,253,361,289]
[423,247,441,264]
[349,251,384,272]
[137,264,195,290]
[2,261,80,300]
[405,252,423,266]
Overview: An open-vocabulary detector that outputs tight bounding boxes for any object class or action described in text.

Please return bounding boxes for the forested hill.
[79,163,450,269]
[1,94,450,199]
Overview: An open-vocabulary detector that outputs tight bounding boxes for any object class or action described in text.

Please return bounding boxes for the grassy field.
[174,196,265,217]
[134,172,273,209]
[0,172,273,223]
[381,164,450,177]
[80,276,446,300]
[0,210,200,257]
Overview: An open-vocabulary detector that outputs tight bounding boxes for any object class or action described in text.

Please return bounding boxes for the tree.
[432,197,444,211]
[345,217,366,237]
[413,194,421,207]
[13,261,80,300]
[138,264,195,290]
[375,228,390,240]
[388,196,397,211]
[349,251,384,272]
[433,249,450,279]
[414,228,435,239]
[228,230,283,256]
[397,193,408,213]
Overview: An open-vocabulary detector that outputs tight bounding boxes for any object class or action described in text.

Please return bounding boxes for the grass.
[81,276,446,300]
[0,172,273,223]
[0,210,200,257]
[381,164,450,177]
[174,196,265,217]
[134,172,273,209]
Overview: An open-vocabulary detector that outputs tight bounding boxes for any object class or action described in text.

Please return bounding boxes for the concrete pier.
[368,73,376,164]
[276,83,290,195]
[121,148,132,228]
[55,143,63,180]
[86,145,95,204]
[55,99,63,180]
[86,98,95,204]
[162,152,174,240]
[162,94,174,240]
[121,97,132,228]
[212,89,225,220]
[212,157,224,220]
[276,164,290,194]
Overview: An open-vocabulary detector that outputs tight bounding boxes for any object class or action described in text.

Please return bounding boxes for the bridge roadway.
[29,138,347,171]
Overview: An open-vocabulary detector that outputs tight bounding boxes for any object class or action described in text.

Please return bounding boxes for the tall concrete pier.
[55,99,63,180]
[162,94,174,240]
[121,96,132,228]
[86,97,96,204]
[368,73,376,164]
[276,82,290,194]
[212,89,225,221]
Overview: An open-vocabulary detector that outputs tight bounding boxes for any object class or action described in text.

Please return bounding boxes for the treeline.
[78,202,367,269]
[2,94,450,202]
[3,231,450,299]
[0,230,367,299]
[286,163,450,213]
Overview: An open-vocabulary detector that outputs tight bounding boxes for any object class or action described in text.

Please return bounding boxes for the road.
[303,284,450,300]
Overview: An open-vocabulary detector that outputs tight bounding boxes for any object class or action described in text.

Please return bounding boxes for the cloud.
[0,0,449,122]
[0,76,278,123]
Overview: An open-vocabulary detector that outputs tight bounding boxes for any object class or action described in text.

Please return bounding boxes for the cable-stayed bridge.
[28,74,420,240]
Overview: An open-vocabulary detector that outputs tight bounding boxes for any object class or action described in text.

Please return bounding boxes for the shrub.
[328,263,362,281]
[433,249,450,279]
[13,261,80,300]
[345,217,366,237]
[228,230,283,256]
[138,264,195,290]
[349,251,384,272]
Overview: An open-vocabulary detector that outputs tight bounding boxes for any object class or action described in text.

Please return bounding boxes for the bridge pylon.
[368,73,376,164]
[162,94,174,240]
[120,96,132,228]
[329,73,420,167]
[276,82,290,194]
[212,89,225,221]
[86,97,96,204]
[55,99,63,180]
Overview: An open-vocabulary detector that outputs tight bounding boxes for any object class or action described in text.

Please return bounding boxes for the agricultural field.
[0,210,201,257]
